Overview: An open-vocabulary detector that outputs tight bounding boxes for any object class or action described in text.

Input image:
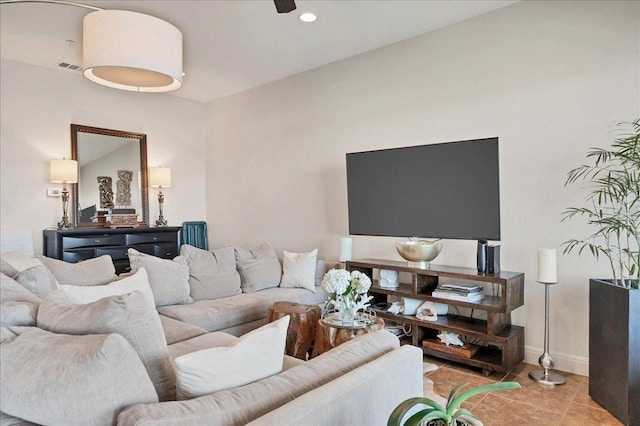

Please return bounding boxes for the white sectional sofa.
[0,243,424,425]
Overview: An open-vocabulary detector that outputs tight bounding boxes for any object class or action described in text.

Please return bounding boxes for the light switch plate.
[47,188,61,197]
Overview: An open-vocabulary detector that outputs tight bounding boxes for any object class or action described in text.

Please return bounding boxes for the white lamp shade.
[537,248,558,284]
[149,167,171,187]
[83,10,183,92]
[50,159,78,183]
[339,237,352,262]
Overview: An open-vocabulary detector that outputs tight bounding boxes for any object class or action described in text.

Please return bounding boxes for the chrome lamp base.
[529,282,565,386]
[529,369,565,386]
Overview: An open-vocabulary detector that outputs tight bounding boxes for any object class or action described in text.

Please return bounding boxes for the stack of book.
[432,282,484,302]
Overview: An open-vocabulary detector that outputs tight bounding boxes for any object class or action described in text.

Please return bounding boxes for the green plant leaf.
[447,383,469,408]
[446,382,521,416]
[387,397,446,426]
[405,409,449,426]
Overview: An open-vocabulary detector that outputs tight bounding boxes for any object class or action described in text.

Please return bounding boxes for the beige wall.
[0,58,207,250]
[205,0,639,374]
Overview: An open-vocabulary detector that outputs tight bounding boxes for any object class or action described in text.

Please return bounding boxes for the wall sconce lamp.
[50,158,78,230]
[149,166,171,227]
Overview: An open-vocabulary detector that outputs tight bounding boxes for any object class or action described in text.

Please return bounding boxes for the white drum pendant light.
[83,10,183,92]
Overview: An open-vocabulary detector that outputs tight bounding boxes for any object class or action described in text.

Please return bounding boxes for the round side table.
[311,316,385,358]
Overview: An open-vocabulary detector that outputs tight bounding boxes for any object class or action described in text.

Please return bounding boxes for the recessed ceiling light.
[299,12,317,23]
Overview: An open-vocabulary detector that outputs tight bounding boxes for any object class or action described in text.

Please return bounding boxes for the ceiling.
[0,0,517,103]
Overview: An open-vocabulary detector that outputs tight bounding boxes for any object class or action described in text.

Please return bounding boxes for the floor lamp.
[529,248,565,385]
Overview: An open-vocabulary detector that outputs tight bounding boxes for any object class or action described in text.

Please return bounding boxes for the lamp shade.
[339,237,352,262]
[83,10,183,92]
[149,167,171,187]
[50,159,78,183]
[537,248,558,284]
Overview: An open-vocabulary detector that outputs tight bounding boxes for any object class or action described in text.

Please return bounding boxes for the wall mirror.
[71,124,149,227]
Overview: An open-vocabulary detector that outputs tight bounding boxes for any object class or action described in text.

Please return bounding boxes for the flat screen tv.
[346,137,500,241]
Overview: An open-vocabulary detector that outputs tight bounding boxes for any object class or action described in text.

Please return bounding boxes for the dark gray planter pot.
[589,279,639,426]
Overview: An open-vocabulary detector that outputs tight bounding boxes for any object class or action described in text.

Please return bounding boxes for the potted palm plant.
[562,119,639,426]
[388,381,520,426]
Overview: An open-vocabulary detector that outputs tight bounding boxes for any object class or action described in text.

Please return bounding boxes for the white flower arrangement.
[321,269,374,320]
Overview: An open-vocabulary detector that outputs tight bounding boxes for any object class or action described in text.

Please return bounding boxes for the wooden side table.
[311,317,385,358]
[267,301,322,360]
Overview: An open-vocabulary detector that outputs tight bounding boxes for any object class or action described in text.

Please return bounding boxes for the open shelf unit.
[346,259,525,376]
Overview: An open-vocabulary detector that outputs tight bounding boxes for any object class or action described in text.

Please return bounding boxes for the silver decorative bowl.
[395,240,443,269]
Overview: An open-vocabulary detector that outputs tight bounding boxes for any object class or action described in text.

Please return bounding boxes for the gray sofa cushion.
[128,249,193,307]
[38,255,116,286]
[117,330,400,426]
[0,328,158,426]
[158,287,328,333]
[0,302,38,327]
[0,274,41,327]
[37,290,175,402]
[248,345,424,426]
[158,293,274,332]
[0,411,37,425]
[0,274,40,304]
[234,242,281,293]
[168,332,238,360]
[11,265,57,299]
[0,253,42,276]
[181,245,241,301]
[160,314,208,346]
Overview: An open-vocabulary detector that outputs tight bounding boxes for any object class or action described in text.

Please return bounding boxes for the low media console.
[346,259,525,376]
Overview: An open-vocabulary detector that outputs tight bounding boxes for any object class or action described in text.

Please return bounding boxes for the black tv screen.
[346,137,501,241]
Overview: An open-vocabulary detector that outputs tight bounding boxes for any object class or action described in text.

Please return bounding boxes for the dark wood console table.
[43,227,182,275]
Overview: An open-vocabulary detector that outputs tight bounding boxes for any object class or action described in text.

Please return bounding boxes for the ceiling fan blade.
[274,0,296,13]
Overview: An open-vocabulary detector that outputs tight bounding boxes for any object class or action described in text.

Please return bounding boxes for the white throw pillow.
[279,249,318,292]
[58,268,155,309]
[173,315,290,400]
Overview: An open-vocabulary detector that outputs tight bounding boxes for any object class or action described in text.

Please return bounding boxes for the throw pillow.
[37,290,175,402]
[37,255,116,286]
[128,249,193,306]
[0,302,38,327]
[180,245,241,301]
[234,242,282,293]
[0,274,40,327]
[0,252,42,276]
[0,274,40,305]
[12,265,58,299]
[58,268,156,309]
[280,249,318,292]
[173,315,290,400]
[0,328,158,425]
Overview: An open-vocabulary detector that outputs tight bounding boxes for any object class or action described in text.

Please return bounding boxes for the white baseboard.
[524,346,589,377]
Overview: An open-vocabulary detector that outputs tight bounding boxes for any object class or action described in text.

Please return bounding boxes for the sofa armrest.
[117,330,400,425]
[246,345,424,426]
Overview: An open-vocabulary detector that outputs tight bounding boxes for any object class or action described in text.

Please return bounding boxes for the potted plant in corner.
[562,119,639,426]
[387,381,520,426]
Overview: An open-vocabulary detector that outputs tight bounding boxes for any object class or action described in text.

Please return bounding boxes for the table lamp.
[50,159,78,230]
[149,166,171,227]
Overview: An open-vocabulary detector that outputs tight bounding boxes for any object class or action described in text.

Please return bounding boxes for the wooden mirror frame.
[70,124,149,227]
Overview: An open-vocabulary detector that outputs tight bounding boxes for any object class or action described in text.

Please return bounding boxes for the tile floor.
[422,356,623,426]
